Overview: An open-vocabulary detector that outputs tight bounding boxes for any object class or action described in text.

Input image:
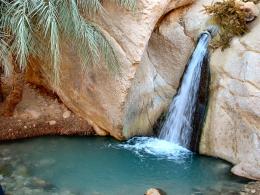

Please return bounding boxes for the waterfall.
[159,27,218,149]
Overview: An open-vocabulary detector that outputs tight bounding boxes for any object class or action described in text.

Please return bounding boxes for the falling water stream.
[159,29,215,149]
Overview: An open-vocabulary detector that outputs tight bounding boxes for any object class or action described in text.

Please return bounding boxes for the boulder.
[158,0,260,180]
[180,0,260,180]
[29,0,194,139]
[145,188,166,195]
[201,18,260,179]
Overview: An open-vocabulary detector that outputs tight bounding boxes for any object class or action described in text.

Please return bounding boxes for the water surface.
[0,137,247,195]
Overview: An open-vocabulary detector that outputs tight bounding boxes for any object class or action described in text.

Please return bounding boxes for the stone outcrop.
[0,82,94,141]
[123,7,194,138]
[143,0,260,180]
[29,0,194,139]
[201,16,260,180]
[176,0,260,180]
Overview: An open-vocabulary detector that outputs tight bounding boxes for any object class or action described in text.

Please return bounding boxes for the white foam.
[114,137,192,160]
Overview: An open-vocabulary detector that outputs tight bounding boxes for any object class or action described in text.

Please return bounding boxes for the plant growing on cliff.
[204,0,254,50]
[0,0,136,116]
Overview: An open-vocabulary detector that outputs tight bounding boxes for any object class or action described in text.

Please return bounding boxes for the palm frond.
[109,0,137,10]
[77,0,103,16]
[3,0,34,70]
[76,21,119,73]
[37,0,61,85]
[0,38,12,76]
[59,0,119,73]
[0,0,136,85]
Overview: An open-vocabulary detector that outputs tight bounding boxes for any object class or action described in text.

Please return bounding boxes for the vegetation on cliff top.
[204,0,257,50]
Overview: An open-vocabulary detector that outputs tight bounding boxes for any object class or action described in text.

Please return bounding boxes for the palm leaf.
[0,0,136,84]
[0,38,12,76]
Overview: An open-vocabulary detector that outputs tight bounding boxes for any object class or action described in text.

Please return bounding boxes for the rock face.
[29,0,194,139]
[27,0,260,180]
[201,16,260,180]
[177,0,260,180]
[142,0,260,180]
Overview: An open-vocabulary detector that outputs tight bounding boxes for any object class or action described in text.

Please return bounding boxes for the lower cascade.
[159,26,218,151]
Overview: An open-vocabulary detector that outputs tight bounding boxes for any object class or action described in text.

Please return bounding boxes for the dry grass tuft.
[204,0,257,50]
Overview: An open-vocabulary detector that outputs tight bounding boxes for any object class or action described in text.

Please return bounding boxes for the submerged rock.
[0,164,12,177]
[27,178,57,192]
[14,165,29,177]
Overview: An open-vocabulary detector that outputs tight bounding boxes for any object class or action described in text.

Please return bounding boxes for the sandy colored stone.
[28,0,194,139]
[232,162,260,180]
[25,109,41,119]
[154,0,260,180]
[197,3,260,180]
[236,1,260,21]
[145,188,162,195]
[123,8,194,137]
[48,120,57,126]
[62,111,71,119]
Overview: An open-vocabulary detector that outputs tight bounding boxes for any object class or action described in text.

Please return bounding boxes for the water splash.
[159,32,212,148]
[115,137,192,160]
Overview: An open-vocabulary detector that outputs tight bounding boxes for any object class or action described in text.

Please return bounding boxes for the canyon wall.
[30,0,194,139]
[28,0,260,180]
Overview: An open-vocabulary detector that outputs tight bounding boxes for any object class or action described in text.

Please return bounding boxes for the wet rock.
[14,165,29,177]
[35,159,56,167]
[2,157,11,161]
[28,178,57,192]
[196,1,260,180]
[232,162,260,180]
[240,181,260,195]
[0,164,12,177]
[145,188,167,195]
[60,190,76,195]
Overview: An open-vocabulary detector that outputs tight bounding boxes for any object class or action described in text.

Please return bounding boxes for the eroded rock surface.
[179,0,260,180]
[157,0,260,180]
[29,0,194,139]
[201,17,260,180]
[25,0,260,180]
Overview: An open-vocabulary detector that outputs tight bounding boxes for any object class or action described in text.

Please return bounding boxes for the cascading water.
[159,26,218,149]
